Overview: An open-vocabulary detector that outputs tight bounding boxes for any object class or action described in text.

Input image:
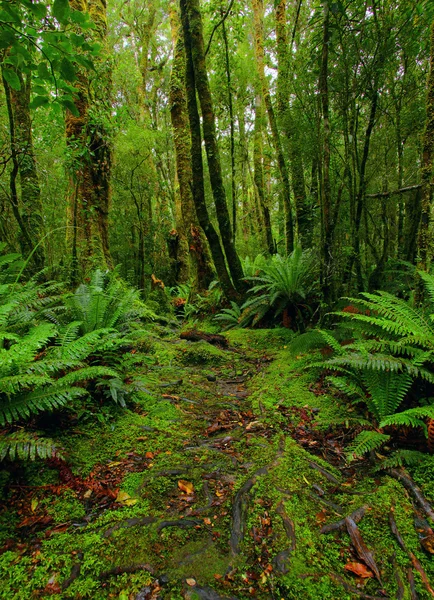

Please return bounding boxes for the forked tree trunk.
[182,0,246,293]
[169,3,215,290]
[179,0,236,298]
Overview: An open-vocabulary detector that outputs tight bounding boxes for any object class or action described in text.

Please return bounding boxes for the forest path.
[3,328,434,599]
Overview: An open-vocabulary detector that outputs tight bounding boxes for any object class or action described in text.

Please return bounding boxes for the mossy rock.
[175,340,229,366]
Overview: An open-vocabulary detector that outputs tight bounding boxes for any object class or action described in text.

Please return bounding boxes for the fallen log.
[180,330,229,348]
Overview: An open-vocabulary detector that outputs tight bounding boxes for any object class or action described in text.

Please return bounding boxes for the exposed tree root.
[320,505,368,534]
[389,509,434,598]
[387,468,434,522]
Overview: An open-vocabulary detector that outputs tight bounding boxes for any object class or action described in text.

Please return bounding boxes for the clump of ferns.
[290,271,434,468]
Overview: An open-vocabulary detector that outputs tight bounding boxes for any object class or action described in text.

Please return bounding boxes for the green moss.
[226,328,294,350]
[176,340,229,365]
[45,489,86,524]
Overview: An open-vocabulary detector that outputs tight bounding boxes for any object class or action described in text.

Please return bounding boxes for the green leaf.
[28,2,47,19]
[30,95,49,109]
[2,68,21,90]
[60,98,79,116]
[37,62,51,80]
[0,30,16,50]
[60,57,76,82]
[70,10,87,24]
[52,0,70,24]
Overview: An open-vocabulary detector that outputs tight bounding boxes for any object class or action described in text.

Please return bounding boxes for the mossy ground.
[1,327,433,599]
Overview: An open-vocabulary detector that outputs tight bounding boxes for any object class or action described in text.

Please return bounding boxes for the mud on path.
[1,328,434,599]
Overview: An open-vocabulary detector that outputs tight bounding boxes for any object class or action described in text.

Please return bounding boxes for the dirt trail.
[2,329,434,599]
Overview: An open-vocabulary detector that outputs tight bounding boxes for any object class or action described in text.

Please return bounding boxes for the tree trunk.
[2,68,44,271]
[66,0,112,283]
[275,0,307,244]
[318,1,333,303]
[251,0,294,254]
[182,0,245,292]
[221,16,237,240]
[253,95,274,254]
[180,0,236,298]
[417,19,434,273]
[169,3,215,290]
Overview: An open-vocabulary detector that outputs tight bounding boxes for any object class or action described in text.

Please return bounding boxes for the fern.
[379,406,434,430]
[237,247,316,329]
[347,430,391,461]
[0,432,62,461]
[214,301,242,330]
[373,449,427,471]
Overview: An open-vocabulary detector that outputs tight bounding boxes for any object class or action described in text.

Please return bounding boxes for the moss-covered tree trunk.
[251,0,294,254]
[179,0,236,298]
[2,68,44,271]
[275,0,307,245]
[417,19,434,273]
[253,95,274,254]
[169,3,215,290]
[66,0,112,283]
[182,0,246,293]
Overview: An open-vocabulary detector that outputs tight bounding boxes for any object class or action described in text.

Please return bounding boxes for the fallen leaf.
[186,578,196,586]
[83,489,92,499]
[31,498,38,512]
[115,491,137,506]
[123,498,138,506]
[145,452,154,459]
[178,480,194,494]
[345,562,374,578]
[204,517,212,525]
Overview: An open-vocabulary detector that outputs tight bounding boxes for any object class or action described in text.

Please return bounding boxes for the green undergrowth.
[2,328,434,599]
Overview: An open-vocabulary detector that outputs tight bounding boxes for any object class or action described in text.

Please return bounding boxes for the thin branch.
[204,0,235,58]
[366,184,423,198]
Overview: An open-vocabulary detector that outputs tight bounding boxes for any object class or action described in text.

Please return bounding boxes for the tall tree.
[251,0,294,254]
[66,0,112,281]
[2,67,44,271]
[417,18,434,273]
[180,0,245,293]
[169,2,215,290]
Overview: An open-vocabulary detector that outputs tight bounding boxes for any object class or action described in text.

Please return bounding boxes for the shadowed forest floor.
[1,327,434,599]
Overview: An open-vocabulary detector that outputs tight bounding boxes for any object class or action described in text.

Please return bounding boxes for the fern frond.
[58,366,119,386]
[0,387,87,425]
[373,449,427,471]
[379,405,434,430]
[0,432,62,461]
[347,430,390,460]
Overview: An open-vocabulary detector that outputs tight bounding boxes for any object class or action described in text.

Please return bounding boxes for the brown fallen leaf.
[345,561,374,578]
[145,451,155,459]
[421,533,434,555]
[178,480,194,494]
[186,578,196,586]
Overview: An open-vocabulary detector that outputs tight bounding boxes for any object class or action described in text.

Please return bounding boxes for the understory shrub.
[292,271,434,464]
[0,255,145,462]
